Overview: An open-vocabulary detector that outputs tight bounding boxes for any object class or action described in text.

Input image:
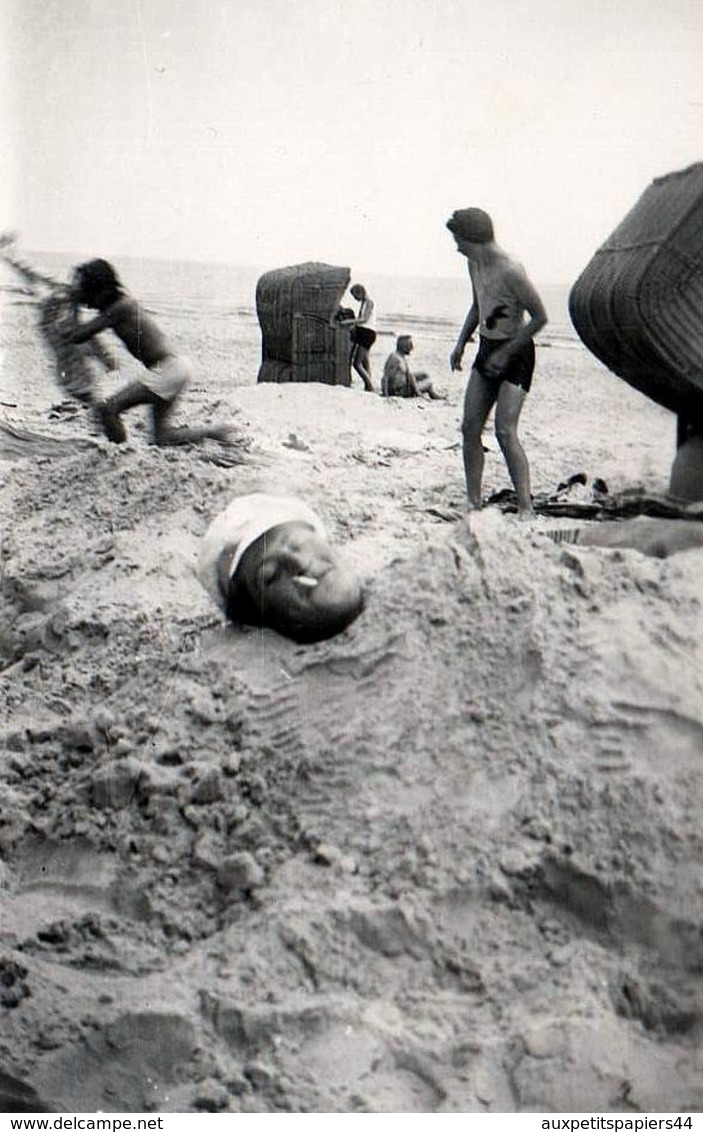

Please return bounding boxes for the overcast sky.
[2,0,702,283]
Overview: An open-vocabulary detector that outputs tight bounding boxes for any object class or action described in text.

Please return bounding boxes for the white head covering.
[197,493,326,613]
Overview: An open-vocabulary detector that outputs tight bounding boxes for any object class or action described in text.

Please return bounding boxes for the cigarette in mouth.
[294,574,319,588]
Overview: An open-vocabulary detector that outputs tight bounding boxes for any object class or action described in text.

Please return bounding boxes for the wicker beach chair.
[256,261,352,385]
[569,163,703,426]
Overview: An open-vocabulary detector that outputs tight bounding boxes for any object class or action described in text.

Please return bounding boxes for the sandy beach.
[0,286,702,1113]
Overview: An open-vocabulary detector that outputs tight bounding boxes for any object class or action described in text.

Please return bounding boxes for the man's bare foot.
[207,424,238,444]
[96,403,127,443]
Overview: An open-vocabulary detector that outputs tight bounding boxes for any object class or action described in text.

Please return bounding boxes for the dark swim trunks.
[473,335,535,392]
[351,326,377,350]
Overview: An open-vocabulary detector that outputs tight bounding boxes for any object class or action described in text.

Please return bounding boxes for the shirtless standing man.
[447,208,547,517]
[68,259,229,446]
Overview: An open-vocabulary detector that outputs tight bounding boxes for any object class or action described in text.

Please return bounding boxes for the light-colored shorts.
[141,356,193,402]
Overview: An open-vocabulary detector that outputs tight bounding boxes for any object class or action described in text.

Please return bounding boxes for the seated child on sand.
[197,494,364,643]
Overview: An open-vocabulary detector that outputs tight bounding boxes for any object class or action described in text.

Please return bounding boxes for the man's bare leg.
[151,396,230,447]
[97,381,150,442]
[580,517,703,557]
[548,519,703,558]
[461,369,497,510]
[495,381,533,517]
[416,376,444,400]
[351,345,374,392]
[98,383,229,447]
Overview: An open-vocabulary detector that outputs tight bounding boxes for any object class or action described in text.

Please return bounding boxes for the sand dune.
[0,296,701,1113]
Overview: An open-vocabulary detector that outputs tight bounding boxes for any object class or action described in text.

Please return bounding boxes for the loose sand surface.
[0,298,702,1113]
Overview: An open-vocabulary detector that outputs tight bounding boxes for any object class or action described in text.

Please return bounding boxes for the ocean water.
[1,251,576,349]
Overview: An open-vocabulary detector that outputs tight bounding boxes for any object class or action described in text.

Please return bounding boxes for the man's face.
[70,269,86,304]
[238,523,362,639]
[399,339,413,356]
[453,235,477,259]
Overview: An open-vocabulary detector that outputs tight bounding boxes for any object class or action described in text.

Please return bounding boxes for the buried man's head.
[197,494,364,644]
[227,522,364,643]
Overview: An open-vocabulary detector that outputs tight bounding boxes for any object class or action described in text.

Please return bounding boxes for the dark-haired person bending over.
[68,258,229,446]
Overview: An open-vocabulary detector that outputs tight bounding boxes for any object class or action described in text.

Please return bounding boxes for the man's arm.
[69,310,114,344]
[406,365,421,396]
[381,355,400,396]
[87,335,118,371]
[450,302,479,371]
[335,298,373,329]
[500,267,547,353]
[509,267,547,346]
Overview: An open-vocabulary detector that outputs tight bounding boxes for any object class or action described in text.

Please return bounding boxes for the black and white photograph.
[1,0,702,1116]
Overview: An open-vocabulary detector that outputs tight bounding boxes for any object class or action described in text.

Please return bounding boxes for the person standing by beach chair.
[447,208,547,518]
[66,259,230,447]
[337,283,376,392]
